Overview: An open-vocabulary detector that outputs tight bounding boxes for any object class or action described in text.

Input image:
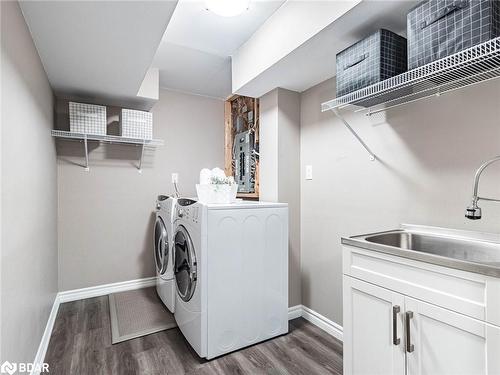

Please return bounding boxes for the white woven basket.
[196,184,238,204]
[121,109,153,140]
[69,102,107,135]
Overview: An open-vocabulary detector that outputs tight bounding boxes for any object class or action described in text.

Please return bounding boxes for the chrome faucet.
[465,156,500,220]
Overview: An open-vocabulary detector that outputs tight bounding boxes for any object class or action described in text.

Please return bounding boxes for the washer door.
[174,225,197,302]
[154,216,168,275]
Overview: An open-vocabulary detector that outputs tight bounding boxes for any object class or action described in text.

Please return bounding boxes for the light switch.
[171,173,179,183]
[305,165,313,180]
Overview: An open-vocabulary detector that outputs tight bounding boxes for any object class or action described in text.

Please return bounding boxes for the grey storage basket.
[407,0,500,70]
[336,29,407,100]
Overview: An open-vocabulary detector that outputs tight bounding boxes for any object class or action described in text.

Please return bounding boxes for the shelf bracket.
[138,140,145,173]
[83,134,90,171]
[332,109,376,161]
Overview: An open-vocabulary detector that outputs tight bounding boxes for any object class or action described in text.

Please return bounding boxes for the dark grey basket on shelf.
[335,29,407,101]
[407,0,500,70]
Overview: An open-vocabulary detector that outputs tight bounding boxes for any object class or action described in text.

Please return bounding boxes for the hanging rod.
[332,109,376,161]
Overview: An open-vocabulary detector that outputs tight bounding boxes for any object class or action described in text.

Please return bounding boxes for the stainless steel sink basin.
[342,225,500,277]
[365,232,500,265]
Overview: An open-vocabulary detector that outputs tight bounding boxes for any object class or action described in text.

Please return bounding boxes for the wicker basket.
[69,102,107,135]
[121,109,153,140]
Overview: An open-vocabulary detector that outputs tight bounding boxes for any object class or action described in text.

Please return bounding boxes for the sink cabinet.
[343,244,500,375]
[343,277,405,375]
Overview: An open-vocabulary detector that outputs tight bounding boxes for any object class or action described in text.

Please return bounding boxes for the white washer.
[154,195,177,313]
[173,198,288,359]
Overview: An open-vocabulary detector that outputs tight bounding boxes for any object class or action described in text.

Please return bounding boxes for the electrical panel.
[233,130,256,193]
[226,96,259,196]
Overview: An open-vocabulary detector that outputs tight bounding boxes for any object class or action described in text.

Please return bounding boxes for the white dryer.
[173,198,288,359]
[154,195,177,313]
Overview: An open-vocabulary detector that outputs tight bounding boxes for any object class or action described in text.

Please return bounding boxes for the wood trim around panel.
[224,94,260,200]
[224,100,233,178]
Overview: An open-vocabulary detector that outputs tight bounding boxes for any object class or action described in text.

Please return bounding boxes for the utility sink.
[342,224,500,277]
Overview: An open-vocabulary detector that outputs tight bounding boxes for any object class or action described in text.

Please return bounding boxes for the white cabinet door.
[343,276,406,375]
[405,297,500,375]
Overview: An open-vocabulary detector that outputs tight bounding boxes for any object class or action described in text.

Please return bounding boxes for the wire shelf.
[51,130,164,146]
[51,130,164,172]
[321,36,500,114]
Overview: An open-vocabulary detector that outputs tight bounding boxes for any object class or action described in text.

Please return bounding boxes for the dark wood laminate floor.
[45,296,343,375]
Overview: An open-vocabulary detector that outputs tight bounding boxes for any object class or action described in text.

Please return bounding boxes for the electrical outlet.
[171,173,179,184]
[305,165,313,180]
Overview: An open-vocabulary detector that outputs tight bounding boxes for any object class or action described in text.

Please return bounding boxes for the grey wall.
[1,0,58,363]
[260,88,301,307]
[260,90,279,202]
[300,77,500,326]
[56,89,224,291]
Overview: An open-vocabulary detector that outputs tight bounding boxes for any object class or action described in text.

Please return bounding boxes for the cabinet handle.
[392,305,400,345]
[405,311,415,353]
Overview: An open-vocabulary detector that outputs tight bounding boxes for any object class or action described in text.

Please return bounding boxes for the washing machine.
[173,198,289,359]
[154,195,177,313]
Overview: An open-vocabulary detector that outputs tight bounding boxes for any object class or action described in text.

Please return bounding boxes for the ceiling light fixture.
[205,0,250,17]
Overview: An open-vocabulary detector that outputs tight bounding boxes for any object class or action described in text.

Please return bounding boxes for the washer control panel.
[155,195,170,211]
[177,198,196,206]
[176,201,199,224]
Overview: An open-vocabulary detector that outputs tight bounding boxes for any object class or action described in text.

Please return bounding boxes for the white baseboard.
[31,294,60,375]
[32,276,157,374]
[301,305,344,341]
[288,305,302,320]
[288,304,343,342]
[58,276,157,303]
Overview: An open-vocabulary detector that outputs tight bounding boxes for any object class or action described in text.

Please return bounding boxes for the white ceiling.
[152,0,285,99]
[235,0,420,97]
[20,0,423,104]
[20,0,177,108]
